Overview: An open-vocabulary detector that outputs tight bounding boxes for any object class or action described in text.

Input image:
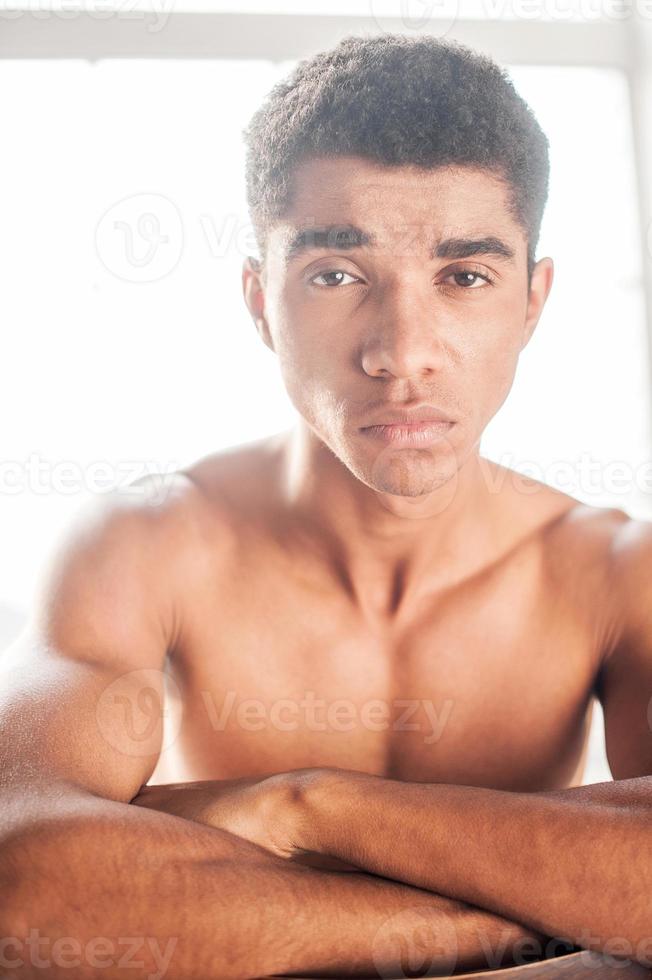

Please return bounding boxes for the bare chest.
[153,539,602,793]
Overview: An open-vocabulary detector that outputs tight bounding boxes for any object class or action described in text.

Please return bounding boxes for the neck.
[278,419,500,621]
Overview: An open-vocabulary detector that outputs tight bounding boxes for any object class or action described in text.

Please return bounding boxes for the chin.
[360,428,459,490]
[340,440,458,501]
[368,464,458,499]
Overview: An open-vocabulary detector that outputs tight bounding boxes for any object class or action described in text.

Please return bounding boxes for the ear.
[520,256,554,351]
[242,256,275,353]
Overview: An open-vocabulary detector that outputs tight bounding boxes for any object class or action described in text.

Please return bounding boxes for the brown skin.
[1,156,650,978]
[246,157,548,510]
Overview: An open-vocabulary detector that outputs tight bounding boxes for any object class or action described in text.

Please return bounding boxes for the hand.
[131,775,264,827]
[132,770,358,871]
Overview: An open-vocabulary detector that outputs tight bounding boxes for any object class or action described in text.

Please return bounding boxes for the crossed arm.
[286,767,652,957]
[132,764,652,972]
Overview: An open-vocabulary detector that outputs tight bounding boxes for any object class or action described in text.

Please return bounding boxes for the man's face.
[245,156,553,498]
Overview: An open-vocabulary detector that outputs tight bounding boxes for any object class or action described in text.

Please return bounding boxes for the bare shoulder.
[83,468,222,563]
[106,433,284,555]
[481,460,651,673]
[598,509,652,650]
[533,482,633,582]
[480,457,626,547]
[591,511,652,779]
[541,491,641,570]
[30,467,233,638]
[543,497,633,551]
[539,492,648,663]
[484,457,633,595]
[178,432,286,524]
[27,471,208,630]
[108,461,248,582]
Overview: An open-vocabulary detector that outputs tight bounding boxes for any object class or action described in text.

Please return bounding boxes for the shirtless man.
[1,32,651,980]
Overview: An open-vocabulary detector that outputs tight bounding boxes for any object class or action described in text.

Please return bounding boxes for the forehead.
[270,155,522,256]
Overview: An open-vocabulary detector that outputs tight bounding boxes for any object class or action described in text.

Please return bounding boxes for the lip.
[360,420,455,446]
[360,403,455,427]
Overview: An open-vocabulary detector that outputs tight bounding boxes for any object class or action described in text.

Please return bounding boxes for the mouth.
[360,420,455,446]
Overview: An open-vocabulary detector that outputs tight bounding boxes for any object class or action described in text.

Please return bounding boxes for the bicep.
[597,518,652,780]
[0,632,167,804]
[0,489,179,806]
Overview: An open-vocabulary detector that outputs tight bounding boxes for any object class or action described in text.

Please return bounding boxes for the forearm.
[299,769,652,961]
[1,781,543,980]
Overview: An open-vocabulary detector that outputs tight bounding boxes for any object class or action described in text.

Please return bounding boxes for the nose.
[360,273,451,380]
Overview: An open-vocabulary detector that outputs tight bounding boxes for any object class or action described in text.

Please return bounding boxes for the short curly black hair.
[243,32,550,285]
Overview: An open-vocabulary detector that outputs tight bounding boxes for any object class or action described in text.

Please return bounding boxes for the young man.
[1,32,650,980]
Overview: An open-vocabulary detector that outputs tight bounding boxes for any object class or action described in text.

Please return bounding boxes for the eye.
[309,269,362,288]
[444,268,495,289]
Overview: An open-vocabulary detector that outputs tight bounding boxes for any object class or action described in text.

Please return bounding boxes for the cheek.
[486,342,520,388]
[465,320,524,419]
[272,294,352,387]
[270,314,346,428]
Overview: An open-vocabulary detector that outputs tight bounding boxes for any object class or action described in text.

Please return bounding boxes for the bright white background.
[1,10,651,782]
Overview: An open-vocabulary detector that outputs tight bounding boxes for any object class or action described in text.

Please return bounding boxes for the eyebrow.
[284,224,516,264]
